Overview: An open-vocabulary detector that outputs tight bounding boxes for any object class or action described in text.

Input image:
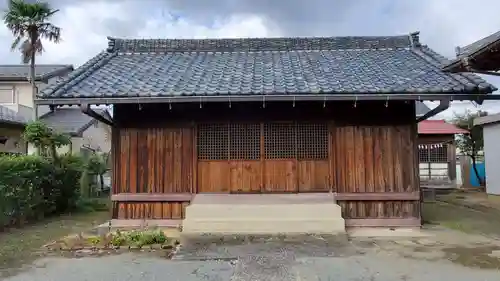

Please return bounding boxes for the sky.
[1,0,500,119]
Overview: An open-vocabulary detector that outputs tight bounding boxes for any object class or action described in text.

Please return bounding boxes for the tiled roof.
[38,33,496,101]
[0,105,26,126]
[418,120,468,135]
[0,64,74,81]
[40,107,107,136]
[457,31,500,58]
[442,31,500,72]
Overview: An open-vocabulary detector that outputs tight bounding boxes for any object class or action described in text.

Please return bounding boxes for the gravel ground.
[2,234,500,281]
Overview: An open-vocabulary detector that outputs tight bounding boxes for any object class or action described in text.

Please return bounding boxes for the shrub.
[52,154,84,213]
[0,155,49,227]
[0,153,84,228]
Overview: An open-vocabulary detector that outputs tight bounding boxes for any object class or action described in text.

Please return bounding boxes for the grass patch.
[442,245,500,270]
[0,211,109,271]
[47,228,179,251]
[422,193,500,237]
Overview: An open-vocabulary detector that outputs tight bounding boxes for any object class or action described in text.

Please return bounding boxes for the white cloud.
[1,0,499,116]
[137,14,278,40]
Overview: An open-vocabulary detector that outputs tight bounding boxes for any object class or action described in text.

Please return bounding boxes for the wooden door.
[196,123,261,193]
[196,122,331,193]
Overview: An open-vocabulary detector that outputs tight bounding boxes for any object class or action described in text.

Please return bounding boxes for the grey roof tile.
[457,31,500,58]
[40,107,106,135]
[38,34,497,100]
[0,105,26,125]
[0,64,74,81]
[442,30,500,72]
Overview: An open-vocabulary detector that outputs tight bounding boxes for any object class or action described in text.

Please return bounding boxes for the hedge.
[0,154,84,229]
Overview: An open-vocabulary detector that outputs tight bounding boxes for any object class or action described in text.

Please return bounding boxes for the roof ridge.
[106,35,413,53]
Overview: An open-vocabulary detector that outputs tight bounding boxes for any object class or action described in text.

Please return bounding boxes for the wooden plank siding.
[332,124,420,225]
[111,126,194,219]
[111,101,421,226]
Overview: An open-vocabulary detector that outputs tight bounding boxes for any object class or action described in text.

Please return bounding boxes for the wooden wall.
[333,125,420,226]
[111,126,194,220]
[111,101,420,226]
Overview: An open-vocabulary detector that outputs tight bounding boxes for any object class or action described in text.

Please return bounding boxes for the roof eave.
[39,65,75,80]
[35,92,499,106]
[443,38,500,73]
[0,65,75,82]
[0,76,45,82]
[474,113,500,127]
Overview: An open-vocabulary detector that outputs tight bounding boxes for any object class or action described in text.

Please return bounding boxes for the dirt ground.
[0,211,109,276]
[1,190,500,280]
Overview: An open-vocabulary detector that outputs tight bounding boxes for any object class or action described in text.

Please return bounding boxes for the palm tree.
[3,0,61,121]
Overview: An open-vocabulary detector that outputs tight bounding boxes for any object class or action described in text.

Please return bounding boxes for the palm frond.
[19,39,32,63]
[10,35,22,51]
[3,0,61,63]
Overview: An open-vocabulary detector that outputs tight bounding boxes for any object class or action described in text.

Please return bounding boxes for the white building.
[474,113,500,195]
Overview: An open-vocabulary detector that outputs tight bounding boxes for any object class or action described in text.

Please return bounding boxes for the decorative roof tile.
[38,33,497,101]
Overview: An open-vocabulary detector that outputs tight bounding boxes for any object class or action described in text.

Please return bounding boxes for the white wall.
[0,77,65,120]
[484,123,500,195]
[82,121,111,153]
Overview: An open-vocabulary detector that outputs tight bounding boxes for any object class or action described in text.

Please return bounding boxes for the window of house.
[0,86,15,103]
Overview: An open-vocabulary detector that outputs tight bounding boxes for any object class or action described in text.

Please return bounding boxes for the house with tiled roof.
[38,107,112,155]
[36,32,497,233]
[0,64,74,121]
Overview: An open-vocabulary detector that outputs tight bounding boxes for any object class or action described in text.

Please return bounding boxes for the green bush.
[52,154,84,212]
[0,153,84,228]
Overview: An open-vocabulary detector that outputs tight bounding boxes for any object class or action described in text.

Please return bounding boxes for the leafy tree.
[22,121,70,159]
[452,110,487,186]
[3,0,61,120]
[83,153,109,197]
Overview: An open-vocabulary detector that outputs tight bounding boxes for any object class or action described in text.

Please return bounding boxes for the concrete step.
[182,193,346,235]
[184,203,343,220]
[182,218,345,234]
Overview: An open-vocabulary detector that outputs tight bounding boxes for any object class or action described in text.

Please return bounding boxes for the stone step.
[184,203,342,220]
[182,218,345,234]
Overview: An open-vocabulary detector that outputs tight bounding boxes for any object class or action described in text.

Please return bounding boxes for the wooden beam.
[345,218,421,227]
[335,192,420,201]
[80,103,114,126]
[111,193,193,202]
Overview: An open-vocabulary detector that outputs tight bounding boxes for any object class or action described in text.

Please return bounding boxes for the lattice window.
[418,143,448,163]
[199,122,329,160]
[296,123,328,160]
[197,123,229,160]
[264,123,296,159]
[229,123,260,160]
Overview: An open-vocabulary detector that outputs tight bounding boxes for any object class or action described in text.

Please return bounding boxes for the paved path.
[3,235,500,281]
